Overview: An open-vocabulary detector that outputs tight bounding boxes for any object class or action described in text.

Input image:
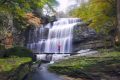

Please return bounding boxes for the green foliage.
[5,47,32,57]
[0,0,58,16]
[0,0,58,33]
[69,0,117,34]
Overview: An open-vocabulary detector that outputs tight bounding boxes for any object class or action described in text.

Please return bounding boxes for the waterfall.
[44,18,81,53]
[27,26,47,53]
[27,18,81,53]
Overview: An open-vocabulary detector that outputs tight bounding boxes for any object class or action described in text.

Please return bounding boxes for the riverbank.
[49,50,120,80]
[0,57,32,80]
[0,47,33,80]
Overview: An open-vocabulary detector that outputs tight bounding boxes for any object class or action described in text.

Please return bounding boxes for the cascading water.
[27,18,81,54]
[44,18,81,53]
[27,26,48,53]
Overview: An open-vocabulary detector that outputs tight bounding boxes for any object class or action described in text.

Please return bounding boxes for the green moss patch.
[0,47,33,80]
[49,51,120,79]
[0,57,31,72]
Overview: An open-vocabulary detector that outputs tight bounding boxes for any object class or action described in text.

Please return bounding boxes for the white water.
[36,54,70,61]
[44,18,81,53]
[27,18,81,53]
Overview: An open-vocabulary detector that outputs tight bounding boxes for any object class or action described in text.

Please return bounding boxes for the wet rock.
[73,22,112,52]
[73,22,97,43]
[77,49,98,56]
[73,39,112,52]
[26,27,49,43]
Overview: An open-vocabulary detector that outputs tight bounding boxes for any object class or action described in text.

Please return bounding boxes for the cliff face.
[0,13,14,49]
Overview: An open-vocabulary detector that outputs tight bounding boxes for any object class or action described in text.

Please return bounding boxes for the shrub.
[5,47,32,57]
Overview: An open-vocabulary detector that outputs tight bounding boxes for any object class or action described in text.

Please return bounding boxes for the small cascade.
[36,54,70,61]
[27,26,48,53]
[27,18,82,54]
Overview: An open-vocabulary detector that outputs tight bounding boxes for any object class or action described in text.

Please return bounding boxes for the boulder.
[73,22,97,43]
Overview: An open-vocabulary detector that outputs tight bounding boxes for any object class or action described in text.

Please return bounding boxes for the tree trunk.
[5,14,14,49]
[117,0,120,43]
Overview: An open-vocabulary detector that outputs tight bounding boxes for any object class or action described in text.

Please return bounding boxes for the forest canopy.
[0,0,58,16]
[69,0,117,34]
[0,0,58,45]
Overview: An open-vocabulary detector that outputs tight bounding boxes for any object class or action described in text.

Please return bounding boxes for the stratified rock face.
[72,22,101,52]
[27,27,49,43]
[73,23,97,43]
[72,23,112,52]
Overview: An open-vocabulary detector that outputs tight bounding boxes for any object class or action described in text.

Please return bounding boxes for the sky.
[43,0,89,15]
[56,0,89,12]
[56,0,76,12]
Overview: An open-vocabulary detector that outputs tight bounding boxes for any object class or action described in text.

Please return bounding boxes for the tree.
[0,0,58,31]
[0,0,58,16]
[0,0,59,46]
[69,0,116,33]
[117,0,120,43]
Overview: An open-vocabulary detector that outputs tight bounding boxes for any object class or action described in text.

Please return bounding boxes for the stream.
[30,63,64,80]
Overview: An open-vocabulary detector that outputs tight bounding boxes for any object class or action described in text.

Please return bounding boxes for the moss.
[11,62,32,80]
[48,51,120,78]
[0,47,33,80]
[0,57,31,72]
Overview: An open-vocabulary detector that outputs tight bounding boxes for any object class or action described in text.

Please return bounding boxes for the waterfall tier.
[27,18,82,53]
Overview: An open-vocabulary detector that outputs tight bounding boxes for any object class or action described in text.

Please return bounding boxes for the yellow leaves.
[24,13,42,27]
[69,0,116,32]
